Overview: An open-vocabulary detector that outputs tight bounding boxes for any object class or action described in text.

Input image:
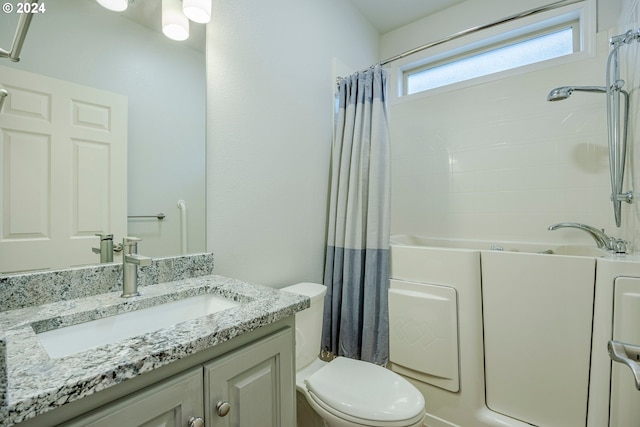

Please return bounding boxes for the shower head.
[547,86,573,101]
[546,85,607,101]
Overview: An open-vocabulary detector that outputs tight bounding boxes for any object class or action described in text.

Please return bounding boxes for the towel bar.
[128,213,166,220]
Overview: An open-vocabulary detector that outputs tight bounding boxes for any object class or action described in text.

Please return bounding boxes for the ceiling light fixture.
[96,0,128,12]
[162,0,190,41]
[183,0,211,24]
[97,0,209,42]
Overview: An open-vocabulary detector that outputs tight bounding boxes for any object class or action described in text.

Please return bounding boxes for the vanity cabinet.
[25,320,295,427]
[204,329,292,427]
[60,368,203,427]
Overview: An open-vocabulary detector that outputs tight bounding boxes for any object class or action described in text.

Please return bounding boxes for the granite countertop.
[0,273,308,426]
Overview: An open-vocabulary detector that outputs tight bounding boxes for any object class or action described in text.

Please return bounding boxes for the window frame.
[390,1,596,103]
[403,22,578,96]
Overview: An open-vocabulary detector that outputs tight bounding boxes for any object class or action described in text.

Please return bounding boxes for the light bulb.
[162,0,189,41]
[96,0,128,12]
[183,0,211,24]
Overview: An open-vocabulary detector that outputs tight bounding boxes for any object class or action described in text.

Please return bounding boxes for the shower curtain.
[321,65,391,365]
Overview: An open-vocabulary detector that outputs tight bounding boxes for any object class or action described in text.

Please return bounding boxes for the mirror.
[0,0,206,273]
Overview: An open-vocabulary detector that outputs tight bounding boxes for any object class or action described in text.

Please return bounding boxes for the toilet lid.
[305,357,425,423]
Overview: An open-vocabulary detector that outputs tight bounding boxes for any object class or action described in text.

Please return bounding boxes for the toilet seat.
[304,357,425,427]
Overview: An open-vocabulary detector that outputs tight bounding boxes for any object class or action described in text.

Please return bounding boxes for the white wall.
[384,0,636,247]
[0,0,206,258]
[206,0,379,287]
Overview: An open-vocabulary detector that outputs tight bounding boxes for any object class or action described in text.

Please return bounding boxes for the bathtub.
[388,234,640,427]
[390,233,610,256]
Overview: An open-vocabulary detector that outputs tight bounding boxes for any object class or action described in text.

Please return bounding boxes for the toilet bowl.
[282,283,426,427]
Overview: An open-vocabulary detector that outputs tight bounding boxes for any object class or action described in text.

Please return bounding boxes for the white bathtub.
[390,233,610,256]
[388,234,640,427]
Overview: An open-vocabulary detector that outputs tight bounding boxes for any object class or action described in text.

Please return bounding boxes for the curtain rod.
[338,0,585,84]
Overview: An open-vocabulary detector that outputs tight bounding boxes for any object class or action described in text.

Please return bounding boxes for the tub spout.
[548,222,614,251]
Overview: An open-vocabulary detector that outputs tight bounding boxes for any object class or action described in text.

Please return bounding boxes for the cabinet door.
[61,367,204,427]
[204,329,295,427]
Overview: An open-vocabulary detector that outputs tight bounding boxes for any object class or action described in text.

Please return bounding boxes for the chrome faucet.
[93,233,114,263]
[548,222,627,253]
[121,237,152,298]
[93,234,124,263]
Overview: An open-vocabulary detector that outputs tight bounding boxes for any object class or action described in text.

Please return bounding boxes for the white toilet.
[282,283,425,427]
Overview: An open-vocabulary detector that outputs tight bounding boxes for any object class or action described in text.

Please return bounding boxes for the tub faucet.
[548,222,627,253]
[122,236,152,298]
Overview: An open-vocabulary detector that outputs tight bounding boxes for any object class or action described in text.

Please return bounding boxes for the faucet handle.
[123,236,142,245]
[123,236,143,256]
[613,239,629,254]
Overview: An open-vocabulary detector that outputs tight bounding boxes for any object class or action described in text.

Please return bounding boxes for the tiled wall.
[621,0,640,251]
[389,31,626,247]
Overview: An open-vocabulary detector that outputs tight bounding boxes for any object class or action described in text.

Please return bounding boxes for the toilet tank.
[281,282,327,370]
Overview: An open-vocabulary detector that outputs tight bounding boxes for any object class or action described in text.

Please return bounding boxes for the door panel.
[482,251,595,427]
[0,65,127,273]
[610,277,640,426]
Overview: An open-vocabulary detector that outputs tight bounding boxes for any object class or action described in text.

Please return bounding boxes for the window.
[400,4,591,97]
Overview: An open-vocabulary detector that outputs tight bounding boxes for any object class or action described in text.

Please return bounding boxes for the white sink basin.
[36,293,239,358]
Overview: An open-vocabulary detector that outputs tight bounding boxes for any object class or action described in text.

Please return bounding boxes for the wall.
[383,0,635,247]
[0,0,206,259]
[621,0,640,251]
[205,0,379,287]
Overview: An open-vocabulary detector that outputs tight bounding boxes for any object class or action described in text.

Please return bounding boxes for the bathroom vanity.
[0,254,308,427]
[45,321,293,427]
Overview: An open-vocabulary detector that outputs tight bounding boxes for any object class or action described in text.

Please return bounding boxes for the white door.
[0,65,127,273]
[610,277,640,426]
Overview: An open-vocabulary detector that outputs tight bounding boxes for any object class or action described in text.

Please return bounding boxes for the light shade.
[183,0,211,24]
[96,0,128,12]
[162,0,189,41]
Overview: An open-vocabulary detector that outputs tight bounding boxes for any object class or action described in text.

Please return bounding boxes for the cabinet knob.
[216,401,231,417]
[188,416,205,427]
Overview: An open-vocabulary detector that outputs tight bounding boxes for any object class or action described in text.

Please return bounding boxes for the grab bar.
[0,0,38,62]
[177,200,187,254]
[128,213,166,220]
[608,340,640,390]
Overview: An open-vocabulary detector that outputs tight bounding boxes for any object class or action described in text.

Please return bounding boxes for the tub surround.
[0,255,308,426]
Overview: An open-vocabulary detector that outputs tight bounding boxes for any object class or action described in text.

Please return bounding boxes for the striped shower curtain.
[321,66,391,366]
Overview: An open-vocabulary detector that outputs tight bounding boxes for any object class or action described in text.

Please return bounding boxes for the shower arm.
[0,0,38,62]
[572,86,607,94]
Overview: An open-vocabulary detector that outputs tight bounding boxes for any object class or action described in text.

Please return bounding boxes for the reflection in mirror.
[0,0,206,274]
